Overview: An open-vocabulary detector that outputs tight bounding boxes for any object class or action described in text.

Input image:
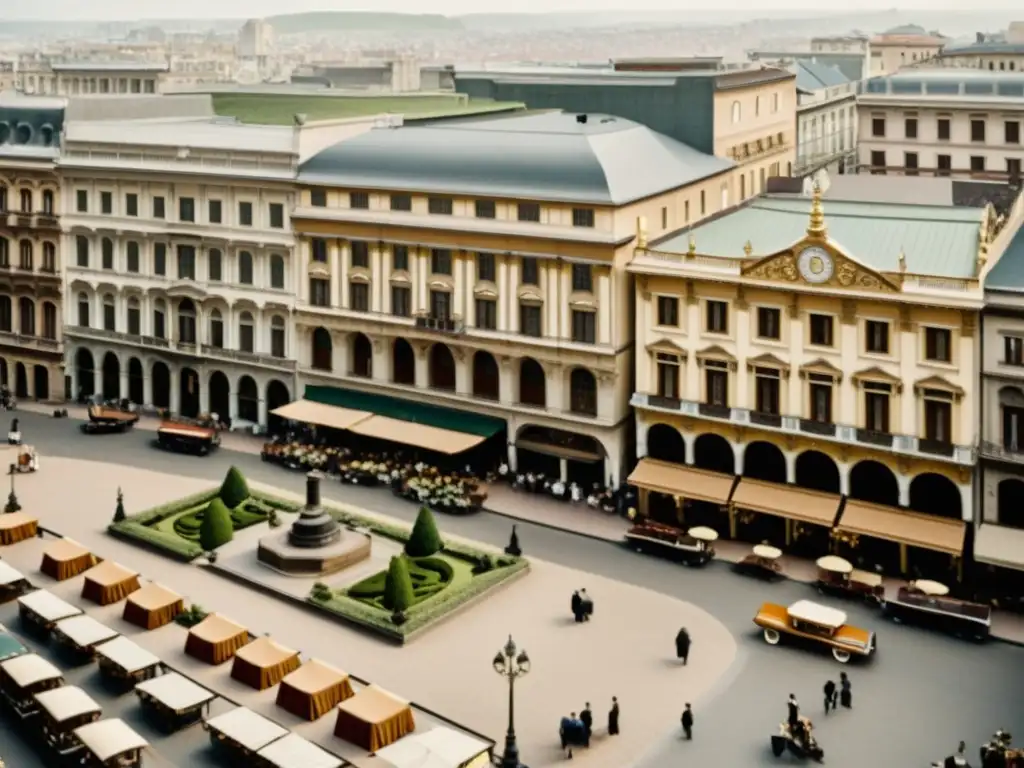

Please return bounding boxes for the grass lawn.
[151,500,271,541]
[346,554,472,610]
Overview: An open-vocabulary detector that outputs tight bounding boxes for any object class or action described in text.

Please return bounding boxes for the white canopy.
[136,671,215,711]
[815,555,853,574]
[753,544,782,559]
[256,733,342,768]
[0,653,61,688]
[788,600,847,629]
[687,526,719,542]
[376,726,492,768]
[74,718,148,761]
[34,685,100,723]
[54,615,118,648]
[911,579,950,596]
[0,561,25,586]
[18,590,82,623]
[205,706,287,751]
[94,636,161,674]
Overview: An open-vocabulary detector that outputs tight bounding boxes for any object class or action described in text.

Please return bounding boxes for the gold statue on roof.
[688,232,697,255]
[807,183,827,238]
[743,240,753,256]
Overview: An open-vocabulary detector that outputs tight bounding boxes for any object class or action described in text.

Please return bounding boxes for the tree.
[382,556,414,615]
[405,506,443,557]
[219,466,250,509]
[199,498,234,550]
[113,488,126,523]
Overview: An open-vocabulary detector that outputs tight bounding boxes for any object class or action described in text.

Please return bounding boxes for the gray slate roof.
[299,110,734,205]
[793,60,850,92]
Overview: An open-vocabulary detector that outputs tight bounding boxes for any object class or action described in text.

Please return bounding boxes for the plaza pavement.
[2,455,737,767]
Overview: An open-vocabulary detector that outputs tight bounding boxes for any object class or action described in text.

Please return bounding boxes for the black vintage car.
[155,418,220,456]
[882,580,991,641]
[624,521,718,566]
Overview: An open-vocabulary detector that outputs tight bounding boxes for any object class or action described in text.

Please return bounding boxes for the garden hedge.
[200,498,234,550]
[405,507,443,557]
[219,466,250,509]
[383,556,414,612]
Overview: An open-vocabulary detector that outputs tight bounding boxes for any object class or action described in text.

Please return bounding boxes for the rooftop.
[653,194,986,279]
[792,60,850,92]
[63,117,297,154]
[861,69,1024,99]
[299,110,734,205]
[454,63,793,90]
[0,96,65,159]
[50,61,168,73]
[985,226,1024,291]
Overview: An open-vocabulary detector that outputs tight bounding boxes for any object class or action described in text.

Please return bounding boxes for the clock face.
[798,247,834,284]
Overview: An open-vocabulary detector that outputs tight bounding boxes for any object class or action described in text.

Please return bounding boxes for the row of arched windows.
[0,239,56,271]
[0,296,57,339]
[0,185,55,214]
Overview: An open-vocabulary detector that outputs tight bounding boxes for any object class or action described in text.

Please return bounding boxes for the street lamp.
[492,635,530,768]
[4,463,19,514]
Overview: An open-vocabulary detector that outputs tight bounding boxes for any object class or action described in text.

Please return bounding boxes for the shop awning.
[627,458,736,505]
[973,524,1024,570]
[348,415,485,455]
[271,400,372,432]
[516,439,602,463]
[836,500,966,555]
[731,478,842,527]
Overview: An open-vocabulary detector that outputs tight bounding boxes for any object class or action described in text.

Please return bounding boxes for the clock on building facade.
[797,246,834,284]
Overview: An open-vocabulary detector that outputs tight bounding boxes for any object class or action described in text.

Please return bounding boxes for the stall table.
[185,614,250,665]
[94,636,162,687]
[0,560,29,603]
[230,636,301,691]
[275,659,353,721]
[334,684,415,751]
[135,671,216,732]
[74,718,148,767]
[0,512,38,545]
[34,685,102,755]
[52,615,118,660]
[18,589,82,632]
[81,561,140,606]
[204,706,288,758]
[0,653,64,717]
[375,726,493,768]
[122,583,184,630]
[40,539,96,581]
[255,732,343,768]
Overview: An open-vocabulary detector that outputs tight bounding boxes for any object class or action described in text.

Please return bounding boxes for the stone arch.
[101,350,120,400]
[311,327,332,371]
[75,348,96,399]
[909,472,962,520]
[152,361,171,410]
[743,441,786,482]
[209,371,230,422]
[18,296,34,336]
[0,358,7,387]
[238,310,255,353]
[693,433,734,475]
[237,374,259,423]
[179,367,200,418]
[647,423,685,464]
[472,350,499,400]
[997,478,1024,528]
[266,380,290,433]
[569,367,597,416]
[32,365,48,401]
[519,358,546,407]
[127,357,144,405]
[392,338,415,385]
[177,298,197,344]
[429,343,455,391]
[795,450,841,494]
[351,333,372,378]
[42,301,57,340]
[14,362,27,399]
[849,460,899,507]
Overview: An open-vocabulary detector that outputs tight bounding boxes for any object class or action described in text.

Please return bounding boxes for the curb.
[481,504,625,545]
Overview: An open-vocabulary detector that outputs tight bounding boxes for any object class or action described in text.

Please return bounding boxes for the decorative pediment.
[914,375,964,399]
[350,273,370,284]
[741,243,901,293]
[390,272,411,285]
[474,286,498,300]
[695,345,736,369]
[746,353,790,374]
[852,366,903,393]
[799,358,843,381]
[519,289,543,304]
[166,280,207,299]
[646,338,687,357]
[307,261,329,278]
[570,298,598,311]
[428,279,451,290]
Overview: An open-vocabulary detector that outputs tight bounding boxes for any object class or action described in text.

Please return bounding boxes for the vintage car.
[882,580,991,642]
[735,544,784,580]
[81,404,140,435]
[771,716,824,762]
[814,555,884,604]
[753,599,876,663]
[156,417,221,456]
[624,521,717,566]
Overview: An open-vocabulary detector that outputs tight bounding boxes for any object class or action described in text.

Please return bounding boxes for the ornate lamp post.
[492,635,530,768]
[4,463,19,514]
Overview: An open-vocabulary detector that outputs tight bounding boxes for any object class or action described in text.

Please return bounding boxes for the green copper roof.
[655,196,984,279]
[986,226,1024,291]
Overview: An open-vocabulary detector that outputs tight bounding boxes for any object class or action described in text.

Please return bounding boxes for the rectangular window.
[706,300,728,334]
[1005,336,1024,366]
[390,194,411,212]
[311,238,327,263]
[208,200,222,224]
[809,313,833,346]
[1007,121,1021,144]
[937,154,952,176]
[310,189,327,207]
[755,369,781,415]
[700,191,706,216]
[904,152,919,175]
[757,307,781,340]
[519,304,542,337]
[572,208,595,228]
[238,322,253,353]
[809,378,833,423]
[269,203,284,229]
[521,257,538,285]
[392,245,409,271]
[271,326,285,358]
[127,306,140,336]
[864,383,891,433]
[924,327,952,363]
[179,197,195,222]
[871,117,885,137]
[870,150,886,174]
[656,353,680,399]
[428,197,453,215]
[125,193,138,217]
[657,296,679,327]
[971,118,986,142]
[238,201,253,226]
[177,246,196,280]
[309,278,330,307]
[475,200,495,219]
[126,242,139,273]
[76,236,89,268]
[152,196,165,219]
[705,364,728,406]
[430,248,452,275]
[904,117,917,139]
[153,308,165,339]
[571,310,596,344]
[102,239,114,270]
[937,118,951,140]
[517,203,540,222]
[924,397,952,443]
[76,190,88,213]
[350,192,369,210]
[349,282,369,311]
[391,286,411,317]
[429,290,451,319]
[571,264,593,293]
[477,253,496,282]
[103,302,116,332]
[101,191,112,214]
[1008,158,1022,179]
[865,319,890,354]
[153,243,166,276]
[971,156,986,172]
[1004,406,1024,449]
[475,298,497,330]
[208,250,222,281]
[351,241,370,268]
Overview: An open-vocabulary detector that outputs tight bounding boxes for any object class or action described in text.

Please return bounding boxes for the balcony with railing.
[632,391,975,466]
[414,312,465,334]
[980,440,1024,466]
[0,330,61,353]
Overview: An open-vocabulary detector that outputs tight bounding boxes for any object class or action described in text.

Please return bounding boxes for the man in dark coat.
[839,672,852,708]
[571,591,582,622]
[681,703,694,740]
[675,627,691,665]
[823,680,837,714]
[608,696,620,735]
[580,703,593,738]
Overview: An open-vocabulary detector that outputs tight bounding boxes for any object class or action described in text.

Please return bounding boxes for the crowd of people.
[496,461,631,514]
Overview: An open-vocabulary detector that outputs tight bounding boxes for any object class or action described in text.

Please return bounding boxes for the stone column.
[837,461,851,496]
[897,472,911,507]
[784,450,797,484]
[258,394,268,428]
[119,369,129,400]
[506,442,518,472]
[454,349,469,394]
[413,343,428,387]
[199,380,210,415]
[958,481,973,523]
[169,367,180,413]
[635,420,648,459]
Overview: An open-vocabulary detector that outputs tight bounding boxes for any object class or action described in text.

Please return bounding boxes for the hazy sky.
[1,1,1016,21]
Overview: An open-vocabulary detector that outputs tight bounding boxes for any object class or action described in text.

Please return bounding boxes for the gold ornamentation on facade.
[687,233,697,256]
[744,253,798,282]
[743,240,753,256]
[807,184,827,238]
[960,310,977,332]
[840,299,857,324]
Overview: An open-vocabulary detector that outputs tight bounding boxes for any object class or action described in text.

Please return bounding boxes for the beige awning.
[731,478,842,527]
[627,458,735,505]
[836,500,966,555]
[271,400,372,432]
[973,524,1024,570]
[347,415,485,454]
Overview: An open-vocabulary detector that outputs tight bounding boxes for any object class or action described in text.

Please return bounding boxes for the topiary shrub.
[174,604,208,628]
[310,582,332,602]
[405,507,443,557]
[382,556,414,622]
[113,488,126,523]
[199,499,234,550]
[219,466,250,509]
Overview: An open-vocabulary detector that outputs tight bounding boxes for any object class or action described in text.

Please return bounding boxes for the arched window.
[177,298,196,344]
[312,327,333,371]
[208,248,222,282]
[153,299,166,339]
[271,316,286,358]
[731,100,741,124]
[42,302,57,340]
[102,293,116,331]
[126,241,139,273]
[238,251,254,285]
[42,242,55,273]
[41,189,54,214]
[101,237,114,270]
[569,368,597,416]
[77,292,90,327]
[126,296,141,335]
[209,308,224,348]
[19,189,31,213]
[75,235,89,267]
[19,297,35,336]
[18,240,32,270]
[0,238,7,267]
[270,254,285,289]
[239,310,254,353]
[0,296,10,332]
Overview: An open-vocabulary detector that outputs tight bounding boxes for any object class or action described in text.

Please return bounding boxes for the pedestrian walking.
[839,672,852,709]
[675,627,691,665]
[608,696,620,735]
[681,703,694,740]
[823,679,837,714]
[571,590,582,623]
[580,703,593,738]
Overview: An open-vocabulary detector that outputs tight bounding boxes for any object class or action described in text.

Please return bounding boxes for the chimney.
[576,114,588,124]
[306,471,322,509]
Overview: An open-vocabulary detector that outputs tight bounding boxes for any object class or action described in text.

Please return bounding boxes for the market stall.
[40,539,96,581]
[255,732,343,768]
[122,583,184,630]
[51,615,119,660]
[184,614,250,665]
[94,637,162,687]
[34,685,102,755]
[135,671,216,732]
[230,636,301,691]
[0,512,38,545]
[334,684,415,751]
[204,706,288,760]
[0,561,29,603]
[375,726,493,768]
[73,718,148,767]
[0,653,64,718]
[81,561,140,606]
[17,590,82,632]
[275,659,353,721]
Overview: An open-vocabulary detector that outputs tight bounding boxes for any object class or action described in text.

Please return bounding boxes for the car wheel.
[832,648,851,663]
[763,628,781,645]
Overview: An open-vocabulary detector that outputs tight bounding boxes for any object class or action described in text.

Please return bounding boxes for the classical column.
[784,450,797,484]
[958,481,973,523]
[635,421,648,459]
[498,258,509,331]
[896,473,911,507]
[372,337,390,382]
[498,356,513,405]
[506,442,518,472]
[598,271,611,345]
[258,393,268,427]
[143,370,152,406]
[684,435,695,465]
[733,442,745,475]
[837,461,851,496]
[453,348,469,394]
[169,367,181,413]
[413,342,428,387]
[339,241,350,309]
[119,369,129,400]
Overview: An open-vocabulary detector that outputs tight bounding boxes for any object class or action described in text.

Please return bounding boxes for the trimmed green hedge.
[108,522,204,561]
[348,556,455,608]
[405,507,443,557]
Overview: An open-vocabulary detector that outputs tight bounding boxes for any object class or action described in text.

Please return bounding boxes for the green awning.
[303,386,505,438]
